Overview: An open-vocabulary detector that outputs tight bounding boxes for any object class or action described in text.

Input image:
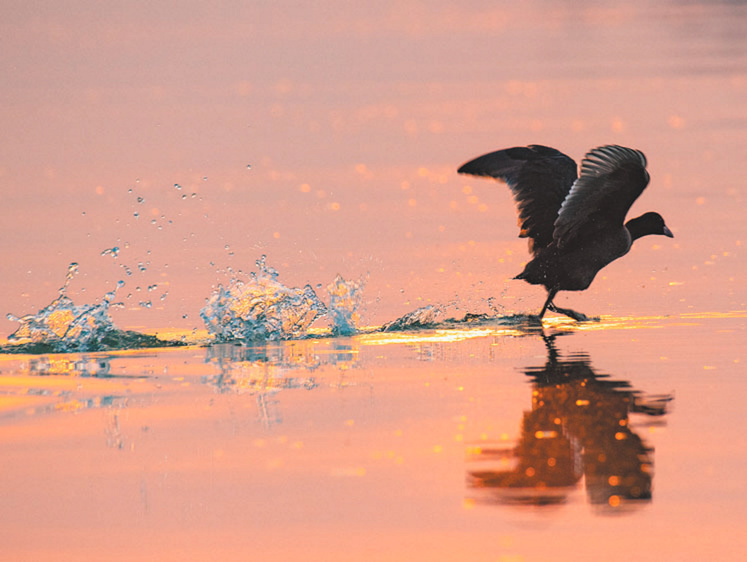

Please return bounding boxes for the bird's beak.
[663,225,674,238]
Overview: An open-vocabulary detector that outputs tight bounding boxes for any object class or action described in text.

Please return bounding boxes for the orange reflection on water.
[466,335,671,513]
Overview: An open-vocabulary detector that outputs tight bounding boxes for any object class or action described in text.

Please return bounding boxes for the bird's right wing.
[553,145,650,250]
[458,145,577,254]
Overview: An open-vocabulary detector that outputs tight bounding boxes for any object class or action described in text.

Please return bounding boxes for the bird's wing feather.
[553,145,649,249]
[457,145,577,254]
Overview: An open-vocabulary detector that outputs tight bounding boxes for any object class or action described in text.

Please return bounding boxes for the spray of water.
[6,263,117,351]
[326,274,365,336]
[200,256,328,342]
[381,304,445,332]
[200,257,368,342]
[4,263,181,353]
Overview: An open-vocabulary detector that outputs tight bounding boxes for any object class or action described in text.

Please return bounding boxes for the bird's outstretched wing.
[553,145,649,249]
[457,145,577,255]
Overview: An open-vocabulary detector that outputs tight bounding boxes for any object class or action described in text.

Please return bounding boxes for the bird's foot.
[547,304,589,322]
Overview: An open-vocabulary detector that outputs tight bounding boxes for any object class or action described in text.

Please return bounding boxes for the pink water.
[1,1,746,560]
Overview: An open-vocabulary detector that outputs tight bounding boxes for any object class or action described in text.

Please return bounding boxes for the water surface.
[1,313,745,560]
[1,1,746,560]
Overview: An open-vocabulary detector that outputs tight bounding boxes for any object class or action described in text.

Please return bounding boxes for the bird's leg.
[537,287,559,320]
[539,287,589,322]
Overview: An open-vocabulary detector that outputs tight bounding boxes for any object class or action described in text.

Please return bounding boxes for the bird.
[457,144,673,321]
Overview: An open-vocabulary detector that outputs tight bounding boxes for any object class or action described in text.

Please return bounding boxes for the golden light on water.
[356,327,508,346]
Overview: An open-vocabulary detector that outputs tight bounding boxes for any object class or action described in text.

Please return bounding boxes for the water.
[326,273,366,336]
[1,0,746,560]
[199,256,372,341]
[3,264,182,354]
[466,334,672,510]
[200,255,329,342]
[0,313,744,561]
[3,256,372,351]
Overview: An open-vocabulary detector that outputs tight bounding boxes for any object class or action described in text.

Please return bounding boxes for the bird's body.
[516,226,632,291]
[457,144,673,320]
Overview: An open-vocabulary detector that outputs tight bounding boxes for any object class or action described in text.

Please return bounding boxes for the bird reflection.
[467,335,672,512]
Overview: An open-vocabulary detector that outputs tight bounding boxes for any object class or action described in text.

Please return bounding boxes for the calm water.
[1,0,746,560]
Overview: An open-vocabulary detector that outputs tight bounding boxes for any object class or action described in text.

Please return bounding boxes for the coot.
[457,145,673,321]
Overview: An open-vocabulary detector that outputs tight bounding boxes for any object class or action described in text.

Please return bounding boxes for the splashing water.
[4,263,181,353]
[100,246,120,259]
[6,263,119,352]
[200,256,328,342]
[327,274,365,336]
[381,304,445,332]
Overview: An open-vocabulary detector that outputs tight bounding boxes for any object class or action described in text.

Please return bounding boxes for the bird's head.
[626,212,674,240]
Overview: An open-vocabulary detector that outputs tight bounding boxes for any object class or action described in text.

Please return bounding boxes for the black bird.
[457,145,673,321]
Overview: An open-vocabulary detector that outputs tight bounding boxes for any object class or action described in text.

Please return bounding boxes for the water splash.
[6,263,114,351]
[200,256,328,342]
[326,274,365,336]
[381,304,445,332]
[4,263,182,353]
